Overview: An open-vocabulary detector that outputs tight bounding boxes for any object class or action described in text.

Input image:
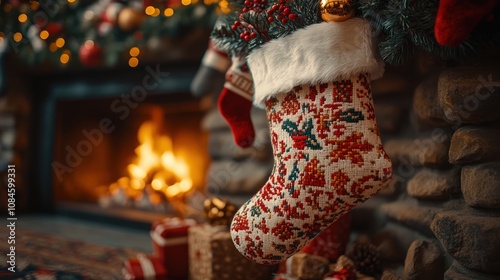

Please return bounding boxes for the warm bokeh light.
[49,43,58,52]
[129,57,139,67]
[218,0,230,13]
[13,32,23,42]
[55,38,65,48]
[152,8,160,17]
[60,53,70,64]
[18,13,28,23]
[31,1,40,10]
[145,6,155,15]
[164,8,174,17]
[181,0,192,6]
[40,30,49,40]
[129,47,140,57]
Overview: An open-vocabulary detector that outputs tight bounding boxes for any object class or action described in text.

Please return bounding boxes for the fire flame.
[105,118,194,212]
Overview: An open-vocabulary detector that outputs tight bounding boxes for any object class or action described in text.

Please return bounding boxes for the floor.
[16,214,153,253]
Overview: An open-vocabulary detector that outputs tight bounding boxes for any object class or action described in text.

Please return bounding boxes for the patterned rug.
[0,228,141,279]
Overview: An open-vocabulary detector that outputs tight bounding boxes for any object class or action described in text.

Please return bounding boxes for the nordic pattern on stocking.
[230,73,392,264]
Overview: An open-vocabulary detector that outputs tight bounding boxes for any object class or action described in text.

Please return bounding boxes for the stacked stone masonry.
[366,66,500,280]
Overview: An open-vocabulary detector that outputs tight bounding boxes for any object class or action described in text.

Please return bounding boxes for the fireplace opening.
[52,93,209,222]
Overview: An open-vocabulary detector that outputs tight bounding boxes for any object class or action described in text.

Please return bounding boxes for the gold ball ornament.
[117,7,146,32]
[320,0,355,22]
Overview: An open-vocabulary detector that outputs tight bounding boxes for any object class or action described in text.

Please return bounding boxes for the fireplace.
[30,63,209,226]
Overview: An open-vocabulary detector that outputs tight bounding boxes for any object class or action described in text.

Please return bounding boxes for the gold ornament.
[203,197,237,227]
[320,0,355,22]
[117,7,146,32]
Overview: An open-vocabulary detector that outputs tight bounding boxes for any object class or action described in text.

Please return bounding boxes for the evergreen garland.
[213,0,500,65]
[212,0,321,57]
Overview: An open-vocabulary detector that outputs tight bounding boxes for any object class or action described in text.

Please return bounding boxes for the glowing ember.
[101,118,194,213]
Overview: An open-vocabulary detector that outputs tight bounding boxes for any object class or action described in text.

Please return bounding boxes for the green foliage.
[214,0,500,65]
[358,0,500,65]
[212,0,321,57]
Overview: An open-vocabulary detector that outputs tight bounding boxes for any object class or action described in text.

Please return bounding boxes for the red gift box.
[301,212,352,261]
[123,254,167,280]
[150,217,197,280]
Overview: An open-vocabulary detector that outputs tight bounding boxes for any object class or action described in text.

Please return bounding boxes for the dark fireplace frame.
[29,63,201,218]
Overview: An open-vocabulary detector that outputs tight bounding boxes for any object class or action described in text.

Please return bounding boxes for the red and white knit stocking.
[218,57,255,148]
[230,19,392,264]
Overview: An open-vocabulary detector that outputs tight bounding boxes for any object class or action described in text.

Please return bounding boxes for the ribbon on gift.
[150,218,196,247]
[137,254,156,280]
[150,228,189,247]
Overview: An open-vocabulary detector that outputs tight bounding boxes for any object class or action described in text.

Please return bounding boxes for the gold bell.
[320,0,355,22]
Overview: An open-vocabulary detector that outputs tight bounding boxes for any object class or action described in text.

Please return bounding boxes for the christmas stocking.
[230,19,392,265]
[434,0,499,46]
[218,56,255,148]
[190,40,231,97]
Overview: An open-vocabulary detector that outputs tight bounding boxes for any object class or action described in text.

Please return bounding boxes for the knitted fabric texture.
[230,75,392,264]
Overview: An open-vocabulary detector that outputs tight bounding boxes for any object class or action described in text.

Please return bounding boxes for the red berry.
[231,25,237,30]
[254,0,260,4]
[281,18,288,24]
[240,33,245,39]
[279,5,285,12]
[283,8,290,15]
[250,32,257,38]
[244,35,250,41]
[289,13,297,20]
[242,7,249,12]
[244,0,251,5]
[279,0,286,3]
[272,4,278,10]
[234,20,240,26]
[268,16,274,22]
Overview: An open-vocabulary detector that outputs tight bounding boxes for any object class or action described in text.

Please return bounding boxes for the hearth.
[29,63,209,226]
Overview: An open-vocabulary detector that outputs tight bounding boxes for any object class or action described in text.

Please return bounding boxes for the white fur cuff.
[248,18,385,108]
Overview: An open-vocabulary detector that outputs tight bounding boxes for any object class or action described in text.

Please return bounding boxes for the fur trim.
[248,18,384,107]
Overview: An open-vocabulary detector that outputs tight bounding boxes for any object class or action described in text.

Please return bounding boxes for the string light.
[129,46,140,68]
[18,14,28,23]
[152,8,160,17]
[67,0,76,3]
[218,0,230,13]
[145,6,155,16]
[129,47,140,57]
[60,53,70,64]
[39,30,49,40]
[164,8,174,17]
[13,32,23,42]
[30,1,40,10]
[181,0,192,6]
[55,38,65,48]
[49,43,58,52]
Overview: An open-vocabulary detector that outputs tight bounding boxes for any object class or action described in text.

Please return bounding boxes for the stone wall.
[353,64,500,279]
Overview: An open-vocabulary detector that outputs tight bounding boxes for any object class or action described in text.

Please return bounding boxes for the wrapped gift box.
[150,217,197,280]
[301,212,352,261]
[286,252,329,280]
[123,254,167,280]
[188,224,274,280]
